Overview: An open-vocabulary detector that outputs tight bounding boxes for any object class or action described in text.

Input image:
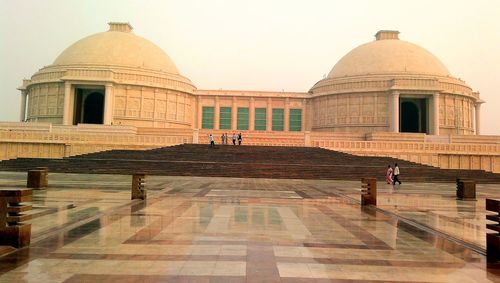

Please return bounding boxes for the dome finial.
[375,30,399,40]
[108,22,133,33]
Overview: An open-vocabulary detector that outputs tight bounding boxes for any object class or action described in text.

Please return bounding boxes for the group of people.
[386,163,402,185]
[209,133,243,147]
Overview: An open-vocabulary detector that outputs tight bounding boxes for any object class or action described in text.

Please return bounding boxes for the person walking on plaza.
[209,133,215,148]
[224,133,228,145]
[238,132,242,145]
[221,133,225,145]
[393,163,402,185]
[232,133,237,145]
[385,165,393,184]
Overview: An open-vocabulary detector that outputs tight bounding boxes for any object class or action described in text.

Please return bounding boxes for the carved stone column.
[19,91,27,122]
[249,97,255,131]
[104,83,114,125]
[284,97,290,132]
[62,82,72,125]
[302,99,307,131]
[475,101,483,135]
[196,96,202,129]
[390,91,400,132]
[214,96,220,130]
[231,97,237,130]
[432,93,440,135]
[266,97,272,131]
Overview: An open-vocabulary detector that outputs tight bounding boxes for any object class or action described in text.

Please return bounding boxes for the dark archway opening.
[83,92,104,124]
[400,98,427,133]
[73,88,105,125]
[401,102,419,132]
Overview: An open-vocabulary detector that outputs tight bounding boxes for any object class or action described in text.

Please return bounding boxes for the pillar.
[19,91,27,122]
[249,97,255,131]
[104,83,114,125]
[214,96,220,130]
[231,97,237,130]
[475,101,483,135]
[390,91,399,132]
[432,93,440,135]
[284,97,290,132]
[196,96,202,129]
[62,82,72,125]
[302,99,307,131]
[266,97,272,131]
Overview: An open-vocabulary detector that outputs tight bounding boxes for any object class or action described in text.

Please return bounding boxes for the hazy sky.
[1,0,499,134]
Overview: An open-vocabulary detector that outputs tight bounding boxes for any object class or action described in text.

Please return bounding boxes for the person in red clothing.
[385,165,393,184]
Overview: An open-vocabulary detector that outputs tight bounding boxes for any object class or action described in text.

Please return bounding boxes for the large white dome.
[328,30,450,78]
[52,22,179,74]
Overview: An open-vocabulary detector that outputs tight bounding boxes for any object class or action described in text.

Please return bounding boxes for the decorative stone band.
[24,65,196,94]
[311,76,476,99]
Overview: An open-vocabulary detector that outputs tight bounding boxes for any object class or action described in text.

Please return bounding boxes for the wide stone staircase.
[0,144,499,183]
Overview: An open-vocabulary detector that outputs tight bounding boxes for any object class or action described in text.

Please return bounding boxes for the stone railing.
[314,139,499,155]
[0,122,498,172]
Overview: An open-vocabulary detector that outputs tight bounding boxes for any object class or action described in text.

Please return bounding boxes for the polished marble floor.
[0,172,499,282]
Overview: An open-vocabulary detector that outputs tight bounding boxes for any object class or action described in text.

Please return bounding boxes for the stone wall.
[0,123,498,173]
[311,92,389,132]
[26,82,65,123]
[113,85,194,128]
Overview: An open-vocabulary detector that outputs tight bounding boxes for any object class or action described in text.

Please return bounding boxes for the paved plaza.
[0,172,499,282]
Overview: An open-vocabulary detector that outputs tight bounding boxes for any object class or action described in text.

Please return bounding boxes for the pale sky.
[1,0,499,134]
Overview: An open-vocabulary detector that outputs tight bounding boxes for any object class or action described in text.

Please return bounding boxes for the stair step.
[0,144,498,183]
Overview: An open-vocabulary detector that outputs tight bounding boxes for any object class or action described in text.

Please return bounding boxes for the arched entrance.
[83,92,104,124]
[400,98,428,133]
[401,101,419,132]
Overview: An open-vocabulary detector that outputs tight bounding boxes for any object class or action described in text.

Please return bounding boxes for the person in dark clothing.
[238,133,242,145]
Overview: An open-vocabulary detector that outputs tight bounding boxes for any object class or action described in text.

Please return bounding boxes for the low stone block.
[456,179,476,201]
[27,169,46,189]
[0,224,31,248]
[35,167,49,187]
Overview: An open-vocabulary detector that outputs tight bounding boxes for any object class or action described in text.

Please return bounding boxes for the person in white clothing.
[209,134,215,147]
[393,163,401,185]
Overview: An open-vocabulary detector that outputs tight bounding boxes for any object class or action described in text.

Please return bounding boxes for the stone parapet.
[0,122,498,173]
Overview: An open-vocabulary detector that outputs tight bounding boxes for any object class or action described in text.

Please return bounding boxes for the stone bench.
[0,189,32,248]
[486,199,500,263]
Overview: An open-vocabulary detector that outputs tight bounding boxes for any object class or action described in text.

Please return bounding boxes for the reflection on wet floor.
[0,172,499,282]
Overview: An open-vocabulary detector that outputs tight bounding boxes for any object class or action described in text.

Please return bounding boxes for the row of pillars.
[19,88,483,135]
[196,96,307,131]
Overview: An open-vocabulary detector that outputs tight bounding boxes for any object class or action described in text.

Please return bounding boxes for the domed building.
[19,26,483,136]
[10,24,497,173]
[310,30,483,135]
[19,22,196,128]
